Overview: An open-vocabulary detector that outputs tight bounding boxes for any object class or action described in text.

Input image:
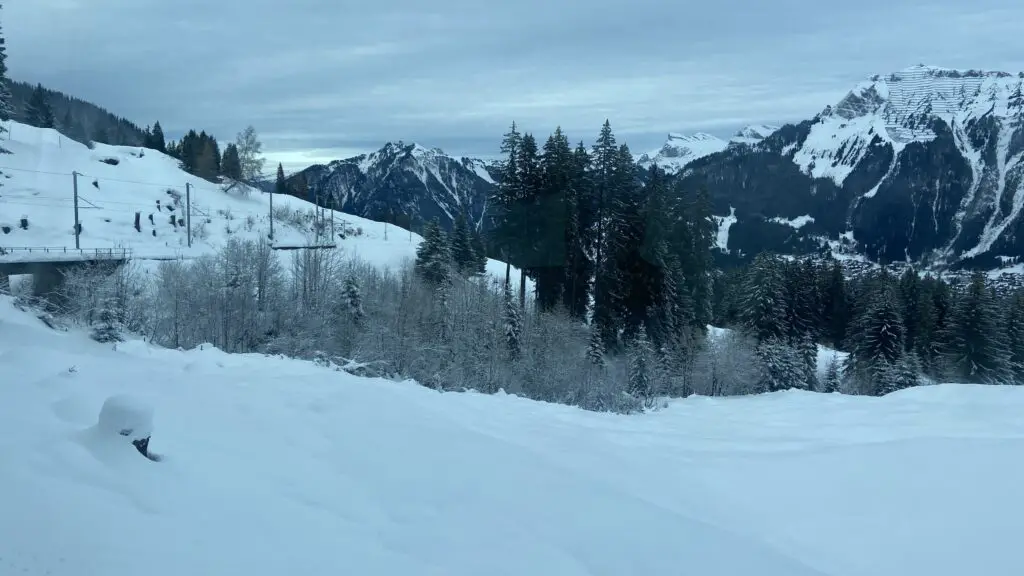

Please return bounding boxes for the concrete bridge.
[0,247,132,302]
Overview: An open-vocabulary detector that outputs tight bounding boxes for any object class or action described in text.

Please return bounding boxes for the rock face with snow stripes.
[290,141,497,232]
[681,65,1024,269]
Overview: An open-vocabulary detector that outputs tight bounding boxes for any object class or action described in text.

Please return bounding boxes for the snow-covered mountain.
[682,65,1024,268]
[292,141,497,232]
[637,125,780,173]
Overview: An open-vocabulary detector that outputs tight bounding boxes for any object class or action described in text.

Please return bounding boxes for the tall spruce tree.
[0,6,14,134]
[451,211,476,275]
[150,121,166,153]
[590,120,618,339]
[25,83,55,128]
[562,141,595,319]
[942,273,1013,384]
[847,276,905,395]
[415,218,452,286]
[820,261,849,348]
[491,122,523,287]
[503,283,522,361]
[222,144,243,180]
[469,227,488,276]
[739,252,787,344]
[1005,291,1024,383]
[628,326,655,405]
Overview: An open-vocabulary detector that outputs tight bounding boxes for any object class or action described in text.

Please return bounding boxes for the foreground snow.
[1,297,1023,575]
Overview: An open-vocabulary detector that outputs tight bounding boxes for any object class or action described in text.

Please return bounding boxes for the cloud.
[6,0,1024,169]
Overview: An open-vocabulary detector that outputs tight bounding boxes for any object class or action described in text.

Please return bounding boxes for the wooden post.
[73,171,80,249]
[186,183,192,247]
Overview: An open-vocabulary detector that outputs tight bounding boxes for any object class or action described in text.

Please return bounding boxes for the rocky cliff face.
[679,65,1024,269]
[290,141,497,232]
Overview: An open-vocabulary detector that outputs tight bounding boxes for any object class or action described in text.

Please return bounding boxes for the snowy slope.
[0,122,521,283]
[2,296,1023,575]
[637,125,780,173]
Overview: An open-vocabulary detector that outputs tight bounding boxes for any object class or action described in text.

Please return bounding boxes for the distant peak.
[667,132,721,143]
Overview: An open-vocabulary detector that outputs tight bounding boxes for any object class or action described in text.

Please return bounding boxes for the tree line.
[713,253,1024,394]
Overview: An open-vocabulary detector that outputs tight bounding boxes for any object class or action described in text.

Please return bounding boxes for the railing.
[0,246,132,259]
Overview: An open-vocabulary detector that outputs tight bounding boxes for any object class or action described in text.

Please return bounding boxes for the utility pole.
[269,187,274,241]
[186,182,192,247]
[72,171,80,249]
[330,206,335,241]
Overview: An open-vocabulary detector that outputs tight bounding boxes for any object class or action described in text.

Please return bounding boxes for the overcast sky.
[7,0,1024,171]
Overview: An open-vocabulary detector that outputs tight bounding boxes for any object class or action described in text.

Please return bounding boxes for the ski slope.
[2,296,1022,576]
[0,121,523,283]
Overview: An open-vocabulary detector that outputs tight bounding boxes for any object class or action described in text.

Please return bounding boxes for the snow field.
[2,296,1023,576]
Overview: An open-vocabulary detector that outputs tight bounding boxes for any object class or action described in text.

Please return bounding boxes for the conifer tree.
[451,211,476,275]
[590,120,618,338]
[899,268,922,353]
[150,121,166,153]
[942,273,1012,384]
[91,293,123,343]
[342,276,364,326]
[586,327,606,368]
[222,144,243,180]
[822,354,841,393]
[0,6,13,132]
[25,84,55,128]
[275,162,287,194]
[740,252,787,344]
[470,227,488,276]
[1005,291,1024,383]
[628,326,655,405]
[562,141,595,319]
[820,261,849,348]
[846,277,905,395]
[415,218,451,286]
[755,337,804,393]
[491,122,523,286]
[503,283,522,361]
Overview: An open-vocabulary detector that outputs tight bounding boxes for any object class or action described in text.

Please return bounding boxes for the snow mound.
[96,394,154,442]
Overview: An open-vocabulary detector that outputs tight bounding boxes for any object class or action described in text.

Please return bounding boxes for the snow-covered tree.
[451,211,476,275]
[415,219,452,286]
[628,326,655,405]
[942,273,1013,384]
[822,354,841,393]
[755,337,804,393]
[91,293,123,343]
[25,83,55,129]
[342,275,364,325]
[503,283,522,361]
[0,5,13,134]
[235,125,265,184]
[740,252,787,344]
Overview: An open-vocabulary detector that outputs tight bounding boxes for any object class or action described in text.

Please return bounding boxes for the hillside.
[0,121,522,283]
[681,65,1024,269]
[1,295,1022,576]
[7,80,147,146]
